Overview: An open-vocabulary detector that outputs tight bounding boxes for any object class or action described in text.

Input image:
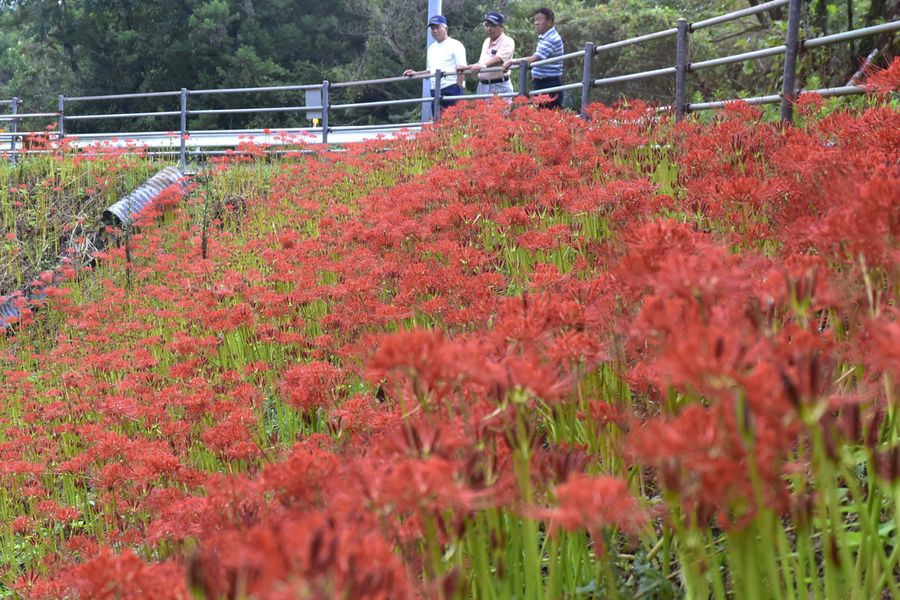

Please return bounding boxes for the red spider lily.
[863,56,900,93]
[200,409,262,461]
[0,84,897,599]
[188,509,411,600]
[280,360,343,412]
[51,548,189,600]
[533,473,646,553]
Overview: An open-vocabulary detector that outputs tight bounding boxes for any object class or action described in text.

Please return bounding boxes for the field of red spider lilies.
[0,64,898,599]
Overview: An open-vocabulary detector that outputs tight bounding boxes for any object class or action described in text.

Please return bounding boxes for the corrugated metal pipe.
[2,166,189,330]
[102,166,187,227]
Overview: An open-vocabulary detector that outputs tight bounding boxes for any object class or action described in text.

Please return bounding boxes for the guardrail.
[0,0,896,166]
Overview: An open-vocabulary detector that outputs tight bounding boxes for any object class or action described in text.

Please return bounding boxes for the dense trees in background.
[0,0,895,128]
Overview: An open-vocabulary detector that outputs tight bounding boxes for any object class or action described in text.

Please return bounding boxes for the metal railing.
[0,0,896,165]
[584,0,898,122]
[427,0,896,121]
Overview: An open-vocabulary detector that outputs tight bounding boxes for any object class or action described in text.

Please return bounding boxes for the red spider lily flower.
[863,56,900,93]
[862,309,900,382]
[200,410,261,461]
[11,515,35,534]
[59,548,189,600]
[280,360,342,412]
[534,474,646,554]
[261,440,340,505]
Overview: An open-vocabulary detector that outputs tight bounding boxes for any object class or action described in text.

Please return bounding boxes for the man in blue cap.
[403,15,467,108]
[460,10,516,99]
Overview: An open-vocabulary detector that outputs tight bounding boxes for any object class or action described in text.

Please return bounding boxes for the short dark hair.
[534,8,555,22]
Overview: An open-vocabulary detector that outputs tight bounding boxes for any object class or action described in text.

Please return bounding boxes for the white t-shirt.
[426,37,467,89]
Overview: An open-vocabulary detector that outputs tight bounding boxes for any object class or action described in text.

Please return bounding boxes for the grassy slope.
[0,96,898,599]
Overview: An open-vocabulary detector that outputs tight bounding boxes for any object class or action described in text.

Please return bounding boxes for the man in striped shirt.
[504,7,565,109]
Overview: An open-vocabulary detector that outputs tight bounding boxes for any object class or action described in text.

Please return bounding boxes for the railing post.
[10,97,18,163]
[518,60,529,98]
[580,42,595,118]
[179,88,188,170]
[432,70,442,123]
[321,80,330,144]
[781,0,802,123]
[57,95,65,139]
[674,18,690,122]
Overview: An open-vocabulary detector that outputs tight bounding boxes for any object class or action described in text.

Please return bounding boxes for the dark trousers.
[431,84,463,108]
[532,76,563,109]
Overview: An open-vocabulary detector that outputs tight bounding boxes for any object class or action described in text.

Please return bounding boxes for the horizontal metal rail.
[328,122,421,132]
[803,20,900,49]
[146,149,323,157]
[686,84,865,111]
[594,67,676,87]
[0,112,59,120]
[692,0,790,31]
[688,94,782,110]
[66,91,182,102]
[331,68,521,91]
[188,105,322,116]
[0,131,52,139]
[475,64,520,74]
[456,65,517,78]
[71,130,289,141]
[188,83,322,95]
[444,92,518,102]
[330,97,432,111]
[812,85,866,97]
[531,49,586,68]
[62,123,420,141]
[65,111,182,121]
[331,73,431,89]
[690,45,787,71]
[594,28,678,53]
[528,82,584,95]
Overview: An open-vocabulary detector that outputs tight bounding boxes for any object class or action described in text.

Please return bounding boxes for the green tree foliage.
[0,0,368,129]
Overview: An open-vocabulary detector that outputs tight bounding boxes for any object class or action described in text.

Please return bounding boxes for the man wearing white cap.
[403,15,467,108]
[461,11,516,99]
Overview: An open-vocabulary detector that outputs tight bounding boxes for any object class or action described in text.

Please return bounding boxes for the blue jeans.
[432,84,463,108]
[532,77,563,109]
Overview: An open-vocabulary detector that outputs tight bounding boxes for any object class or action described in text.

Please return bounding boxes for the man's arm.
[503,54,540,71]
[405,48,433,78]
[494,37,515,71]
[504,33,552,70]
[461,40,490,72]
[480,55,504,69]
[454,42,467,88]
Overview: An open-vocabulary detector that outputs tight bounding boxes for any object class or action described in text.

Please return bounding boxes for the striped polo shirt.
[532,26,564,79]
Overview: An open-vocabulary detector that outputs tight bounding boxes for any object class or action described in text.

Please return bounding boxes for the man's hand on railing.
[503,58,532,71]
[403,69,417,78]
[458,64,482,73]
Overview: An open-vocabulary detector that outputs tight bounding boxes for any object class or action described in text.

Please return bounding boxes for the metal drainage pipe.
[102,166,188,227]
[2,166,190,330]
